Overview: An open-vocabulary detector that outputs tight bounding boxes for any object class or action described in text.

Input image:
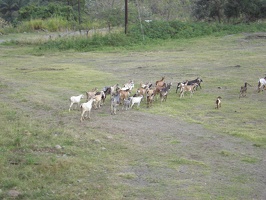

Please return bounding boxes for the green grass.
[0,32,265,199]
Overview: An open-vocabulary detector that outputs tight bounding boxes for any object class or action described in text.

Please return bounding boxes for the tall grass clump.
[0,17,13,34]
[16,17,70,32]
[39,32,141,51]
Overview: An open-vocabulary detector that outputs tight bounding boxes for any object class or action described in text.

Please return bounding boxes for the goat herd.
[69,76,266,122]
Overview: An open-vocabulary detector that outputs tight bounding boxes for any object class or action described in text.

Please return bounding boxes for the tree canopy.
[0,0,265,27]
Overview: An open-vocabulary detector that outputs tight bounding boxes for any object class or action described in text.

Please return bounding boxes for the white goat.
[258,77,266,93]
[130,95,143,108]
[121,80,134,91]
[69,94,84,112]
[80,98,96,122]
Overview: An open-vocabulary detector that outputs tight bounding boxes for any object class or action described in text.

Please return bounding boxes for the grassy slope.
[0,33,265,199]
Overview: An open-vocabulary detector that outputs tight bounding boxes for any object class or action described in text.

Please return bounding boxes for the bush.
[18,3,74,21]
[3,19,266,52]
[129,20,266,40]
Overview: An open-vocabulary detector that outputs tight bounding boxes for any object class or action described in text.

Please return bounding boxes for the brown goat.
[156,76,166,87]
[146,88,154,96]
[119,89,131,104]
[137,87,148,100]
[147,93,154,108]
[239,82,252,98]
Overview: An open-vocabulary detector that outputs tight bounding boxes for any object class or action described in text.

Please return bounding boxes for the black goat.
[176,77,203,93]
[160,82,172,102]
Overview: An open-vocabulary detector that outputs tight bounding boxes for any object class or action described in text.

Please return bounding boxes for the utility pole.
[125,0,128,34]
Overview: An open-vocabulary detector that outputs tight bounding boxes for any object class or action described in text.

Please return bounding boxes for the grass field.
[0,32,265,199]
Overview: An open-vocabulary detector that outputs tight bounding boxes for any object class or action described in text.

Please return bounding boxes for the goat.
[122,80,134,91]
[110,92,120,115]
[215,96,222,109]
[140,82,152,89]
[103,84,119,97]
[136,87,147,96]
[93,91,105,109]
[102,86,111,97]
[188,77,203,89]
[153,87,161,100]
[159,82,172,102]
[151,82,172,101]
[86,87,98,101]
[258,77,266,93]
[146,88,154,96]
[176,77,203,93]
[137,83,152,101]
[156,76,165,87]
[179,83,198,98]
[239,82,252,98]
[146,88,155,102]
[119,89,131,104]
[80,98,96,122]
[122,98,131,110]
[176,82,183,93]
[69,94,84,112]
[130,95,143,108]
[147,93,154,108]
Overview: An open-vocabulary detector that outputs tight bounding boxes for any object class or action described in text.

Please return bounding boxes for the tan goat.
[86,87,98,100]
[93,91,105,109]
[179,83,198,98]
[146,93,154,108]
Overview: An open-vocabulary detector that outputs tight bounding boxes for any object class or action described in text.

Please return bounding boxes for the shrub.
[130,20,266,40]
[18,3,74,21]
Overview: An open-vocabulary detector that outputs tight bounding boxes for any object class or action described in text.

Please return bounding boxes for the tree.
[224,0,266,22]
[137,0,192,21]
[86,0,125,29]
[192,0,226,23]
[18,3,74,21]
[0,0,19,21]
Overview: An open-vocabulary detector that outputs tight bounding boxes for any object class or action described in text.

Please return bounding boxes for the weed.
[241,156,259,164]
